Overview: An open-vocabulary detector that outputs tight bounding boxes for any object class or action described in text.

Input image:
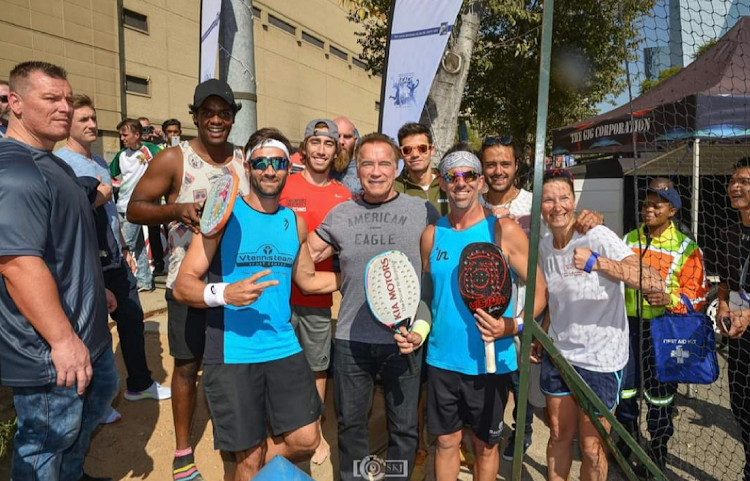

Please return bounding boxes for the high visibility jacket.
[623,222,708,319]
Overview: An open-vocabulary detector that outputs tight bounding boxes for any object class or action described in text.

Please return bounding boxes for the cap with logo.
[191,78,241,112]
[304,119,339,143]
[646,186,682,210]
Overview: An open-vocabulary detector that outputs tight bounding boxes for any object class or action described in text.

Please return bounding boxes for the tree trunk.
[425,1,483,157]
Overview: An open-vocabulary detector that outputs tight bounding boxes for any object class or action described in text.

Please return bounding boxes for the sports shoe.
[502,435,531,461]
[124,381,172,401]
[137,286,154,293]
[100,406,122,425]
[173,453,205,481]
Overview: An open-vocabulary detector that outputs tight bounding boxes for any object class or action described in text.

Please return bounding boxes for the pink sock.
[175,447,193,458]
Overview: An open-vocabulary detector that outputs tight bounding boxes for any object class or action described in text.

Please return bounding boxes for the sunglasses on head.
[399,144,432,156]
[251,156,289,171]
[482,136,513,147]
[543,168,574,181]
[442,170,480,183]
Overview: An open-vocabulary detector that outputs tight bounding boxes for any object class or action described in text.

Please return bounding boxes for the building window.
[123,9,148,33]
[125,75,149,95]
[252,6,261,18]
[352,57,367,70]
[330,45,348,61]
[375,101,380,111]
[268,14,296,35]
[302,31,324,49]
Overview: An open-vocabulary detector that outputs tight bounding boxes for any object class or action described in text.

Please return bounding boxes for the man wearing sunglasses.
[127,78,249,481]
[307,132,440,481]
[421,149,547,481]
[0,79,8,137]
[394,122,449,215]
[279,118,351,465]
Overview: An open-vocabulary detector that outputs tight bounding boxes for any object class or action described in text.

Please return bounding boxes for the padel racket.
[200,172,239,236]
[365,250,421,373]
[458,242,513,374]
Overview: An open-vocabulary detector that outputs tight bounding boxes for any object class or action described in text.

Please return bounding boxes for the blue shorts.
[541,353,624,413]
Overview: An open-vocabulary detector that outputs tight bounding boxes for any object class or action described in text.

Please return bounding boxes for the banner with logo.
[199,0,222,82]
[379,0,463,143]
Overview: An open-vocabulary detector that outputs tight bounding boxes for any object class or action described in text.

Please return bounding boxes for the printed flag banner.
[200,0,222,81]
[379,0,464,142]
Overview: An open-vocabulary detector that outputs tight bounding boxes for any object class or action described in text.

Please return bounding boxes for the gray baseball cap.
[304,119,339,142]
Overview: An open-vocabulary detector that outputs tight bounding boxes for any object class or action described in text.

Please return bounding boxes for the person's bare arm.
[173,231,279,307]
[307,230,335,264]
[574,209,604,234]
[574,249,663,293]
[498,218,547,319]
[126,147,201,232]
[0,255,92,394]
[293,216,339,295]
[94,181,112,207]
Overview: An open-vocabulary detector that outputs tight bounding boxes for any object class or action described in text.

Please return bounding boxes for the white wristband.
[204,283,228,307]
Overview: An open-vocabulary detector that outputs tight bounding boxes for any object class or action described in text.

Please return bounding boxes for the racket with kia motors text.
[458,242,513,374]
[365,250,421,373]
[200,172,239,237]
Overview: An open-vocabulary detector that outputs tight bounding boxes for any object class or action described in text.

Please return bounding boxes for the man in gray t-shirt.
[310,133,439,481]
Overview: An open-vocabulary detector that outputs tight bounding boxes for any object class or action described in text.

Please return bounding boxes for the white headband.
[247,139,290,159]
[438,151,482,175]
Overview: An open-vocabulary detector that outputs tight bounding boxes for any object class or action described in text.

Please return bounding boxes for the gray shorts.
[290,305,332,372]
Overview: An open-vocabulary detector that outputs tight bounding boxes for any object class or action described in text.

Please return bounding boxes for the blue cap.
[646,186,681,210]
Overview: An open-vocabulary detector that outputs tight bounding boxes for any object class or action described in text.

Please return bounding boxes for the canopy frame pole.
[692,138,700,240]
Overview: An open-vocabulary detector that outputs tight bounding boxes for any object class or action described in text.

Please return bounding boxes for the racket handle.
[406,352,416,374]
[484,341,497,374]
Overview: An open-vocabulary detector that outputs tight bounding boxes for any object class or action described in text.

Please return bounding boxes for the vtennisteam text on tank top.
[165,141,249,289]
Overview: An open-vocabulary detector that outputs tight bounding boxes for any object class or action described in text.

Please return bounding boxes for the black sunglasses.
[543,168,574,181]
[0,95,7,103]
[482,136,513,147]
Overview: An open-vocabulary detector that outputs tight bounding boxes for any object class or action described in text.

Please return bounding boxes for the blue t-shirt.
[0,138,111,387]
[204,200,302,364]
[56,148,122,266]
[427,216,517,375]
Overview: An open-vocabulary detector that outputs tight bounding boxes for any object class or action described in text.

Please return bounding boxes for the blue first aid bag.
[650,294,719,384]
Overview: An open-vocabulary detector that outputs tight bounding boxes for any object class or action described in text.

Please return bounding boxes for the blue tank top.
[427,215,517,375]
[204,199,301,364]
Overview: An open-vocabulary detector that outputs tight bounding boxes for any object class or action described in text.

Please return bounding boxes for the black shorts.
[166,288,207,360]
[541,353,624,413]
[426,365,511,445]
[202,351,324,452]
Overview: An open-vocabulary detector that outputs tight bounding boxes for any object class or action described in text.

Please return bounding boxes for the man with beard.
[308,132,440,481]
[0,80,8,137]
[332,116,361,195]
[127,79,250,481]
[279,119,350,465]
[174,128,339,480]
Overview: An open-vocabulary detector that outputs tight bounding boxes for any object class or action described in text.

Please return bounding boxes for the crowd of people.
[2,59,750,481]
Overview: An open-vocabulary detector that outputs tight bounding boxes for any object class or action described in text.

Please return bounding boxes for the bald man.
[331,116,361,195]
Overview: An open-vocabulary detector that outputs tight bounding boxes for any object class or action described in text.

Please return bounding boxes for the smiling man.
[279,119,350,465]
[127,78,249,481]
[394,122,448,215]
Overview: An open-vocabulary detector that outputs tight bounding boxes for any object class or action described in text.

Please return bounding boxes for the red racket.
[458,242,513,374]
[200,173,239,237]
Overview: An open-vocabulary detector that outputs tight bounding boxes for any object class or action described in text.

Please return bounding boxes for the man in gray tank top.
[308,133,440,481]
[127,79,248,481]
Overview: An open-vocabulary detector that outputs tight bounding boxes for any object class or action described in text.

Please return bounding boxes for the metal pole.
[220,0,258,146]
[692,138,700,240]
[511,0,554,477]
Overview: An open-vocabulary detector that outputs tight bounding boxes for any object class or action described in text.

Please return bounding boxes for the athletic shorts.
[290,305,332,372]
[166,288,207,360]
[540,353,624,413]
[202,351,324,452]
[426,365,511,445]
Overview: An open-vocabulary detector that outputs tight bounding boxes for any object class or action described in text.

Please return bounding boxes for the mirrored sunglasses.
[251,156,289,171]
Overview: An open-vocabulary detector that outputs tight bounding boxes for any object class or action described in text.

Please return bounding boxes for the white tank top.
[166,141,249,289]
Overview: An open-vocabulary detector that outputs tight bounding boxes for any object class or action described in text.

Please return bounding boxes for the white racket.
[364,250,421,373]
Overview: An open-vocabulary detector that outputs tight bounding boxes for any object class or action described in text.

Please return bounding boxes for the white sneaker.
[100,406,122,425]
[123,381,172,401]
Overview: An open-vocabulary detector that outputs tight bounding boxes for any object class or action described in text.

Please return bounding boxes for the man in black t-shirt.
[718,157,750,481]
[0,61,118,481]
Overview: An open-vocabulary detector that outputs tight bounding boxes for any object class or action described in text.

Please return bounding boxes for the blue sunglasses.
[251,156,289,171]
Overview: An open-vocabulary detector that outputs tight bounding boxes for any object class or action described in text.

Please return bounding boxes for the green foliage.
[639,65,681,94]
[0,417,16,460]
[693,38,717,59]
[345,0,655,152]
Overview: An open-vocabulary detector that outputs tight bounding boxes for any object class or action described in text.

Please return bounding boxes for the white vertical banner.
[380,0,463,142]
[200,0,222,82]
